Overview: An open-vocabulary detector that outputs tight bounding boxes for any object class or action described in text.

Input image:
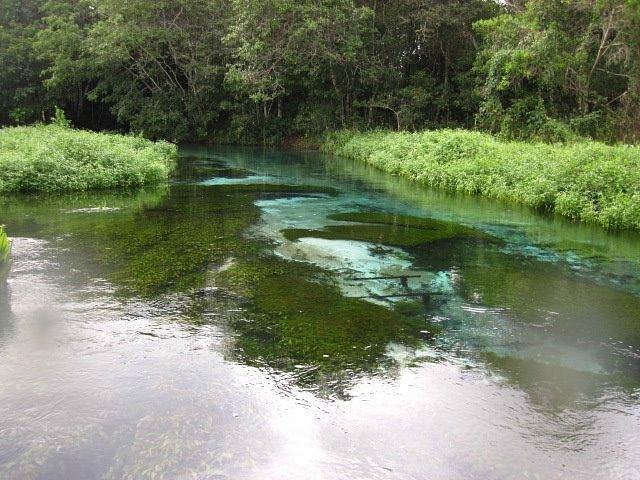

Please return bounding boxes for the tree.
[85,0,231,141]
[0,0,48,124]
[226,0,373,136]
[474,0,640,142]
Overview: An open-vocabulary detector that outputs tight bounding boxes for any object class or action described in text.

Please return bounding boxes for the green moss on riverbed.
[216,255,434,396]
[283,211,492,248]
[1,181,439,395]
[0,185,258,296]
[211,183,338,196]
[0,183,338,296]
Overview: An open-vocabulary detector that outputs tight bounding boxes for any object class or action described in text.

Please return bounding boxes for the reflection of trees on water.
[2,155,638,406]
[0,279,13,347]
[409,240,640,410]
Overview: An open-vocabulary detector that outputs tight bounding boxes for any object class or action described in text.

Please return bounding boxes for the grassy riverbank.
[0,125,177,193]
[322,130,640,231]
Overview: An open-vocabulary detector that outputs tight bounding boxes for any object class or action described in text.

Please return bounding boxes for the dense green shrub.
[0,125,177,193]
[322,130,640,231]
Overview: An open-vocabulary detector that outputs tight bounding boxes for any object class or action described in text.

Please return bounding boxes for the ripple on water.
[1,150,640,479]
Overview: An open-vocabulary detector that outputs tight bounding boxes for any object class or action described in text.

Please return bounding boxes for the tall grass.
[0,125,177,193]
[0,226,10,277]
[322,130,640,231]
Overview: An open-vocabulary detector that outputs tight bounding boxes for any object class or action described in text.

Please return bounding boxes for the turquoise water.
[0,147,639,479]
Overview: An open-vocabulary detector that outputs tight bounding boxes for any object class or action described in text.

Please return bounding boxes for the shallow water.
[1,147,640,479]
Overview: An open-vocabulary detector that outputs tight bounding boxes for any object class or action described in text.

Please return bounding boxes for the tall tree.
[474,0,640,142]
[0,0,48,124]
[226,0,373,136]
[85,0,231,140]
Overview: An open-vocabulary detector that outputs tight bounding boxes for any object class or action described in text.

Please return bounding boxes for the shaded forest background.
[1,0,639,144]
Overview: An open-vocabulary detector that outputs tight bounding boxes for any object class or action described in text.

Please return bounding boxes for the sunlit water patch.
[199,174,282,185]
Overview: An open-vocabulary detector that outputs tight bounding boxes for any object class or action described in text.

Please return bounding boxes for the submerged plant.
[215,255,433,398]
[282,211,495,248]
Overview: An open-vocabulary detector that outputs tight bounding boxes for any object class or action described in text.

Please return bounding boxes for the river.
[1,147,639,479]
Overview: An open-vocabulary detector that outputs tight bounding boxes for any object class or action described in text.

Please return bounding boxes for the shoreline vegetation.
[0,124,177,193]
[322,130,640,231]
[0,226,10,278]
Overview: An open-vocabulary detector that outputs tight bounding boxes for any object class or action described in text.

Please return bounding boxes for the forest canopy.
[1,0,639,144]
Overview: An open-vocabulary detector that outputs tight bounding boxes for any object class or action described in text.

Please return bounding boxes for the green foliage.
[51,106,71,127]
[1,0,639,143]
[0,225,10,277]
[474,0,640,143]
[0,0,499,142]
[0,124,176,192]
[0,0,48,125]
[323,130,640,230]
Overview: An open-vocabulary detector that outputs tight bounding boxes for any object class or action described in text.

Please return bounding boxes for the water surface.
[1,148,639,479]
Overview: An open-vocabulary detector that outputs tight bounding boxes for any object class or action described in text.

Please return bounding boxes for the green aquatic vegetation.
[538,240,609,262]
[216,255,431,396]
[0,185,255,296]
[0,226,10,278]
[283,211,491,248]
[322,130,640,231]
[210,167,255,179]
[173,156,254,182]
[102,186,264,296]
[283,225,457,248]
[328,212,490,238]
[458,252,640,347]
[0,182,338,297]
[0,125,177,193]
[210,183,339,196]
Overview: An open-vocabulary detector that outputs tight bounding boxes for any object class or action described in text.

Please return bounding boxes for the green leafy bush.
[0,125,177,193]
[51,106,72,128]
[323,130,640,231]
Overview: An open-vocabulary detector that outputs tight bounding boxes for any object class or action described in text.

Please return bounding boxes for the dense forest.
[1,0,639,144]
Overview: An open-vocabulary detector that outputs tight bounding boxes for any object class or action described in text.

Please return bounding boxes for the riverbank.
[322,130,640,231]
[0,125,177,193]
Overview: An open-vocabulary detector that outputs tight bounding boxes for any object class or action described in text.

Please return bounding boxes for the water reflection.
[0,148,639,478]
[3,150,637,401]
[0,185,260,296]
[0,278,12,348]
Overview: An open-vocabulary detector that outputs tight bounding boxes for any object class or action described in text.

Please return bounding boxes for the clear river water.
[1,148,640,479]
